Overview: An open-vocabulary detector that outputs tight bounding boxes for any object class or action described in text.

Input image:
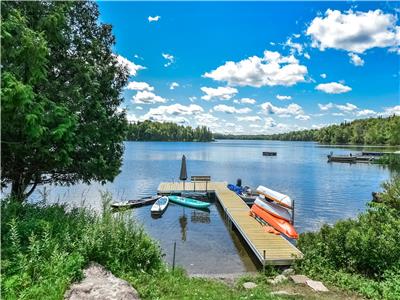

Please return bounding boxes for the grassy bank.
[295,176,400,299]
[2,178,399,299]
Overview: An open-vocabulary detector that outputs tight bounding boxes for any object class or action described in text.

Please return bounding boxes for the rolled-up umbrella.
[179,155,188,190]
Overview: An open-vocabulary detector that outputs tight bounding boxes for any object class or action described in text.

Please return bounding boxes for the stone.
[243,282,258,289]
[306,280,329,292]
[290,274,310,284]
[64,262,140,300]
[267,274,287,285]
[282,268,294,276]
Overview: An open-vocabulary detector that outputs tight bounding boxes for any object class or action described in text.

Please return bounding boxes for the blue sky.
[98,1,400,134]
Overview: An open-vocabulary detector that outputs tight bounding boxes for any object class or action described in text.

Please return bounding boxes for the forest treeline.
[126,121,213,142]
[216,116,400,145]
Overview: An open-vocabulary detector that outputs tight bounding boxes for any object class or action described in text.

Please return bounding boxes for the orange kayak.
[251,204,299,239]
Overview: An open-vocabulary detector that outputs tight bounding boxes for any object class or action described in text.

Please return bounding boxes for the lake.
[30,140,396,274]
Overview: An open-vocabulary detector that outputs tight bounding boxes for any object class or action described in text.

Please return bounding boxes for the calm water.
[30,140,395,274]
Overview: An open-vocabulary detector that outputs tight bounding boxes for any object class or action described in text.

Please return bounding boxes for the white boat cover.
[256,185,293,208]
[254,197,291,222]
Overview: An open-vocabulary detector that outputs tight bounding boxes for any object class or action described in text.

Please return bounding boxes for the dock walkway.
[158,181,302,266]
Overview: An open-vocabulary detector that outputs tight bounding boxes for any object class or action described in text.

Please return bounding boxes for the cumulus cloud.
[307,9,400,53]
[295,114,311,121]
[237,116,262,122]
[348,53,365,66]
[315,82,352,94]
[126,112,138,123]
[284,37,304,55]
[336,102,358,112]
[356,109,376,116]
[260,102,304,117]
[214,104,252,114]
[169,82,179,90]
[195,113,219,125]
[189,96,197,102]
[318,103,334,111]
[141,104,204,124]
[148,16,161,22]
[264,117,277,128]
[201,86,238,101]
[203,50,308,87]
[126,81,154,91]
[162,53,175,67]
[320,73,327,79]
[383,105,400,116]
[276,94,292,101]
[238,98,256,104]
[135,106,143,110]
[132,91,167,104]
[115,55,145,76]
[304,53,311,59]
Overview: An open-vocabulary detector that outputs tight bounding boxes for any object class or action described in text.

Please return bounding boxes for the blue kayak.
[168,195,210,209]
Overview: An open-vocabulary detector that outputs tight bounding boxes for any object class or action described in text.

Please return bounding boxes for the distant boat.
[168,195,211,209]
[251,204,298,239]
[151,196,169,215]
[256,185,293,209]
[111,195,161,209]
[254,197,291,222]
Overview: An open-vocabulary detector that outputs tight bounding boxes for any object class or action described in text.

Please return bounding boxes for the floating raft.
[262,151,277,156]
[158,181,302,266]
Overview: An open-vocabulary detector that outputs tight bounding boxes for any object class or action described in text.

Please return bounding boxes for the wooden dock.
[158,181,302,266]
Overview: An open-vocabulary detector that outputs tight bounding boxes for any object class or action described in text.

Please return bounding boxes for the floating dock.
[158,181,302,266]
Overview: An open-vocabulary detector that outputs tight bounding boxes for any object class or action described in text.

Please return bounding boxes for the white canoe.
[254,197,292,222]
[151,196,169,214]
[256,185,293,209]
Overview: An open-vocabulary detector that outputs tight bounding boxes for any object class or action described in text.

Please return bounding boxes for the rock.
[282,268,294,276]
[306,280,329,292]
[290,274,310,284]
[64,262,140,300]
[243,282,258,289]
[267,274,287,285]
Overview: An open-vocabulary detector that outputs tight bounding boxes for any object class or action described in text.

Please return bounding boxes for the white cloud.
[148,16,161,22]
[336,102,358,112]
[307,9,400,54]
[189,96,197,102]
[169,82,179,90]
[315,82,352,94]
[141,104,204,124]
[383,105,400,116]
[214,104,252,114]
[201,86,238,101]
[356,109,376,117]
[264,117,277,128]
[162,53,175,67]
[318,103,334,111]
[203,50,308,87]
[304,53,311,59]
[126,81,154,91]
[132,91,167,104]
[195,113,219,125]
[295,114,311,121]
[348,53,365,66]
[135,106,143,110]
[115,55,145,76]
[276,94,292,101]
[249,124,262,128]
[332,112,345,116]
[237,116,262,122]
[284,37,303,55]
[126,112,138,123]
[238,98,256,104]
[320,73,327,79]
[260,102,304,117]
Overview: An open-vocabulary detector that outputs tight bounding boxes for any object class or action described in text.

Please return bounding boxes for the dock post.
[263,250,266,273]
[291,201,295,225]
[172,241,176,271]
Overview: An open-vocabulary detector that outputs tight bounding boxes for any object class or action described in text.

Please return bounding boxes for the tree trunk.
[11,176,27,201]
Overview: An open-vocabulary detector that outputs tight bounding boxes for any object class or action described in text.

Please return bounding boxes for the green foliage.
[1,1,129,199]
[376,154,400,170]
[215,116,400,146]
[126,120,213,142]
[1,194,163,299]
[296,176,400,299]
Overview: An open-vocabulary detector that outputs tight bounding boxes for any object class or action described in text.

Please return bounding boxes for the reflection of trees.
[191,211,210,224]
[179,214,188,242]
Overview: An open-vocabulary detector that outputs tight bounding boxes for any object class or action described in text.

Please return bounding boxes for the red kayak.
[251,204,299,239]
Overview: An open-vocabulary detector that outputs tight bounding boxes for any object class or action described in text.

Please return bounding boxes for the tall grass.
[1,193,163,299]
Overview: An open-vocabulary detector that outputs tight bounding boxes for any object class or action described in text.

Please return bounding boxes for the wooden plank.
[158,181,302,265]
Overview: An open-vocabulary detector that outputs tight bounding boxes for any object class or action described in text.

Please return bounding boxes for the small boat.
[256,185,293,209]
[111,195,161,209]
[168,195,211,209]
[251,204,298,239]
[262,151,277,156]
[254,197,291,222]
[151,196,169,215]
